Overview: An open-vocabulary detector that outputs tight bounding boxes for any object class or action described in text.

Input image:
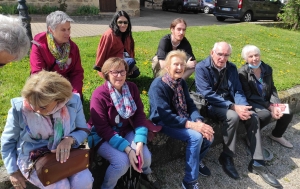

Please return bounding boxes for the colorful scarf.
[107,81,137,119]
[162,73,189,118]
[46,32,71,70]
[22,99,71,151]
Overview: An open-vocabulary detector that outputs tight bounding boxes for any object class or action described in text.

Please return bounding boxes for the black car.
[200,0,215,14]
[162,0,200,14]
[213,0,283,22]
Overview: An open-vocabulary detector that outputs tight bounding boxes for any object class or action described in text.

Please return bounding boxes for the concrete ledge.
[1,85,299,188]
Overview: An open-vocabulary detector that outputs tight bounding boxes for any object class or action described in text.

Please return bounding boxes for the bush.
[0,4,18,14]
[73,5,99,16]
[279,0,300,30]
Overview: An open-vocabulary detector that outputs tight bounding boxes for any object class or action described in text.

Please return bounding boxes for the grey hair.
[0,14,30,61]
[241,45,261,60]
[212,42,232,53]
[46,11,74,30]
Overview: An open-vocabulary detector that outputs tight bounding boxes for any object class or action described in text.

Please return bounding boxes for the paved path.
[30,8,240,38]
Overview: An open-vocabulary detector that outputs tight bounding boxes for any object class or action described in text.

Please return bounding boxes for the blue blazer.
[195,56,249,109]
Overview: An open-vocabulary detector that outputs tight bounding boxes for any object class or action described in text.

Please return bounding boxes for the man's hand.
[232,104,252,120]
[187,121,214,141]
[186,57,197,69]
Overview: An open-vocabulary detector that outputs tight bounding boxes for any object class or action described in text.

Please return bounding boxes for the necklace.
[171,40,180,47]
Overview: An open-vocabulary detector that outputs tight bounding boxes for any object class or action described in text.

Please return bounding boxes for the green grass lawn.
[0,23,299,165]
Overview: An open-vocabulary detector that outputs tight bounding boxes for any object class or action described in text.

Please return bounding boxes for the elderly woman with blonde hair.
[149,50,214,189]
[238,44,294,148]
[1,70,93,189]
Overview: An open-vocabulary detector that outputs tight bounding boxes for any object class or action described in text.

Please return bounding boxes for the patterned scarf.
[107,81,137,119]
[46,32,71,70]
[22,99,71,151]
[162,73,189,118]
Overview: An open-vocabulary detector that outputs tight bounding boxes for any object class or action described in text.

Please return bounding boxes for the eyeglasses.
[214,51,231,58]
[109,70,126,77]
[117,21,128,25]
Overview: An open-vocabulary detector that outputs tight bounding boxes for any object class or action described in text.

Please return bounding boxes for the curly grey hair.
[46,11,74,30]
[241,45,261,60]
[0,14,30,61]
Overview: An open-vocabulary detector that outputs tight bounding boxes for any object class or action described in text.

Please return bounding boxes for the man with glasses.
[194,42,282,188]
[0,14,30,68]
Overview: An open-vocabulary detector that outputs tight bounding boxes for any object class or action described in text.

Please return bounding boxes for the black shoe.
[182,180,199,189]
[218,155,240,180]
[142,173,160,189]
[248,163,282,188]
[199,161,211,176]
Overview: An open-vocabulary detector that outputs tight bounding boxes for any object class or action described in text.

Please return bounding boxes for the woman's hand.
[10,170,26,189]
[269,105,283,119]
[135,142,144,170]
[125,144,143,173]
[186,57,197,69]
[52,137,74,163]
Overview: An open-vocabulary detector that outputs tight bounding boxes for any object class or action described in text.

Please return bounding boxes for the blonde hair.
[159,50,187,76]
[101,57,129,80]
[22,70,73,107]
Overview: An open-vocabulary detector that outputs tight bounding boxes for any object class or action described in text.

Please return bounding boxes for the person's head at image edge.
[101,57,129,92]
[22,70,73,116]
[46,11,74,46]
[170,18,187,43]
[0,14,30,68]
[159,50,187,79]
[110,10,132,37]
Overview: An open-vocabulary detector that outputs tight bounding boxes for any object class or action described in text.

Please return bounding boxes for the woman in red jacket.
[94,11,140,78]
[30,11,84,98]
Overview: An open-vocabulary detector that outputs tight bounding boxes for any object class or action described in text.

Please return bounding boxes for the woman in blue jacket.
[149,50,214,189]
[1,70,93,189]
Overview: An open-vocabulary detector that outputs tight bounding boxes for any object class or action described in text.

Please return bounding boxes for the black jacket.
[238,61,281,109]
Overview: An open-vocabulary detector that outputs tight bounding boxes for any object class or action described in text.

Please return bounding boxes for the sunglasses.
[117,21,128,25]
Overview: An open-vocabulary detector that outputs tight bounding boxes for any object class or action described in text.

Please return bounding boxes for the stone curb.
[0,85,299,189]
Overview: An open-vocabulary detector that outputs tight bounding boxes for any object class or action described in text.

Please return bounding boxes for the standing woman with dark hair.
[94,10,140,78]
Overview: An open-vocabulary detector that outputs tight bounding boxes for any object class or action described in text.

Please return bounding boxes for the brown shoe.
[269,135,293,148]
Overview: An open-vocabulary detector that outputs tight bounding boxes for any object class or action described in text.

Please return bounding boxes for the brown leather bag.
[34,148,90,186]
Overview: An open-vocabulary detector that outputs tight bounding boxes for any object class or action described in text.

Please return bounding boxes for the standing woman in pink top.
[94,10,140,79]
[30,11,84,99]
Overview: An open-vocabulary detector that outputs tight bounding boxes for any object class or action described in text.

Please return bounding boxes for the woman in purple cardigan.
[88,57,159,189]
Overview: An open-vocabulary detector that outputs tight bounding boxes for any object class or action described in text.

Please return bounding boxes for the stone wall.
[116,0,140,17]
[145,0,163,10]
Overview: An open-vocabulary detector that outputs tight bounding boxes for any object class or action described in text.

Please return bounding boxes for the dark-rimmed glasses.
[117,21,128,25]
[109,70,126,77]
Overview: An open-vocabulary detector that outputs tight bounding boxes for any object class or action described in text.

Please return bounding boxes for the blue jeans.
[160,123,212,183]
[124,58,140,78]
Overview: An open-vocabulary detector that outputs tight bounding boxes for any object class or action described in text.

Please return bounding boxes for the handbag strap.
[189,68,227,93]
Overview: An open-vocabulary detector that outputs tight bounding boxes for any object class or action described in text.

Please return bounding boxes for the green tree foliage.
[279,0,300,30]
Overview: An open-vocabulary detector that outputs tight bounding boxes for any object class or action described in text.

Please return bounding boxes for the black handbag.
[189,80,208,117]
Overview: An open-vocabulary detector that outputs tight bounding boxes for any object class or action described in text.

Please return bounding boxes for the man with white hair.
[0,14,30,68]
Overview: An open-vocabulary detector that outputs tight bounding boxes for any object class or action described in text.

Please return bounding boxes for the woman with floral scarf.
[88,57,159,189]
[1,71,93,189]
[30,11,84,99]
[149,50,214,189]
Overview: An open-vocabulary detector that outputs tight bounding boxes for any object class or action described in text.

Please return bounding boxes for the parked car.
[200,0,215,14]
[162,0,200,14]
[213,0,283,22]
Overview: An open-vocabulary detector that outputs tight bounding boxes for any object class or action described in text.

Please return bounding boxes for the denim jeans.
[160,123,213,183]
[98,131,152,189]
[124,58,140,78]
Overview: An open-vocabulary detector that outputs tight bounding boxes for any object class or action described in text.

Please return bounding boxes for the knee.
[189,131,203,146]
[111,157,130,174]
[70,169,94,189]
[227,112,240,127]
